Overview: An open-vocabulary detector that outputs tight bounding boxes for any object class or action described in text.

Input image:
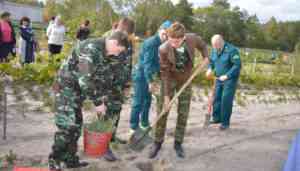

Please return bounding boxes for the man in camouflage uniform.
[149,22,209,159]
[102,17,135,144]
[48,31,130,171]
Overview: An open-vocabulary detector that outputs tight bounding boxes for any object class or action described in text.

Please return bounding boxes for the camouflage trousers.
[104,96,123,141]
[49,87,83,166]
[154,81,192,144]
[49,86,123,165]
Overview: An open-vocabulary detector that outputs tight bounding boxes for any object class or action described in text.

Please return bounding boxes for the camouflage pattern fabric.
[49,38,128,166]
[154,81,192,144]
[174,42,190,72]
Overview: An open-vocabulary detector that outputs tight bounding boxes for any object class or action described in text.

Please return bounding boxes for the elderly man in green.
[206,34,241,130]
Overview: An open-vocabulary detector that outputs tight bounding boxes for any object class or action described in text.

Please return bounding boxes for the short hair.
[108,31,130,50]
[84,20,90,26]
[167,22,186,39]
[117,17,135,35]
[20,16,31,25]
[211,34,224,45]
[1,12,11,19]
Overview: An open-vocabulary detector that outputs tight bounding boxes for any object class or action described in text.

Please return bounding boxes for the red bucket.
[13,167,49,171]
[83,128,112,157]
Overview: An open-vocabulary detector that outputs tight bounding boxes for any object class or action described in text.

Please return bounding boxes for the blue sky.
[180,0,300,22]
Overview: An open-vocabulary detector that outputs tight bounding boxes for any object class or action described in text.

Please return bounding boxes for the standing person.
[46,16,55,31]
[102,17,136,147]
[149,22,209,159]
[111,17,135,146]
[76,20,90,41]
[48,31,130,171]
[47,16,66,56]
[129,20,172,133]
[0,12,16,63]
[206,34,241,130]
[46,16,55,38]
[18,16,36,64]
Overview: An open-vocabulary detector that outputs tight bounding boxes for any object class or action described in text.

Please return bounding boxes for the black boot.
[149,141,162,159]
[103,147,118,162]
[65,156,89,169]
[219,124,229,130]
[174,141,185,158]
[48,155,62,171]
[209,119,221,124]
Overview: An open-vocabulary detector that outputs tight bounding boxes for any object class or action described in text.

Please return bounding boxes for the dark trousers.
[212,78,238,126]
[49,44,62,55]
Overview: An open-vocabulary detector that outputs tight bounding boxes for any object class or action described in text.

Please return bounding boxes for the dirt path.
[0,88,300,171]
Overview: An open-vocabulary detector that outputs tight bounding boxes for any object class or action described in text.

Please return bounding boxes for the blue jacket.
[209,42,241,80]
[135,34,161,83]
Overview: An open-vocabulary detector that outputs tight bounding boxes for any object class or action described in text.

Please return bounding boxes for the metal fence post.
[0,93,2,121]
[3,92,7,140]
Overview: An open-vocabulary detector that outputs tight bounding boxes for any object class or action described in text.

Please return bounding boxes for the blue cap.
[159,20,172,30]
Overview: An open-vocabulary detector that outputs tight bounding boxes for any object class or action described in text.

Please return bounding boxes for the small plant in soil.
[85,116,115,133]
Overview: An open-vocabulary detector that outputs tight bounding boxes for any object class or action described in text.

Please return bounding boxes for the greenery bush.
[85,116,114,133]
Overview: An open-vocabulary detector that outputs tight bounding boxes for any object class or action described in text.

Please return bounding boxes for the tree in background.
[296,42,300,55]
[212,0,230,9]
[192,5,247,46]
[131,0,175,35]
[41,0,300,52]
[192,1,300,52]
[44,0,119,38]
[9,0,42,7]
[244,15,266,48]
[174,0,193,31]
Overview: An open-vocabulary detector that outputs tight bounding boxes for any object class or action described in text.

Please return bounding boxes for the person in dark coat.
[18,16,36,64]
[76,20,90,41]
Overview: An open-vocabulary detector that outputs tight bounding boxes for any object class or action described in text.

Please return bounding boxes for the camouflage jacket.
[102,30,133,86]
[55,38,128,106]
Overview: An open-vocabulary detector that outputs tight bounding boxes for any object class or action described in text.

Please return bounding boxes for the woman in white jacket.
[47,16,65,55]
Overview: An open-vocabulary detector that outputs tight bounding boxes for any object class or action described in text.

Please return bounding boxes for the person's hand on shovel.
[149,82,159,94]
[123,87,131,97]
[163,96,172,112]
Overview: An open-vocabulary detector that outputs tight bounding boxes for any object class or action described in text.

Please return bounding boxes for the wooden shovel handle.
[150,62,207,128]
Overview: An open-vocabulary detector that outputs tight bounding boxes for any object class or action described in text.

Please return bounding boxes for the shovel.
[203,79,216,128]
[128,62,207,151]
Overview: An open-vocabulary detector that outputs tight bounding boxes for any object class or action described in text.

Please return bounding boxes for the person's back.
[47,24,65,45]
[47,16,66,55]
[18,16,35,64]
[57,39,104,96]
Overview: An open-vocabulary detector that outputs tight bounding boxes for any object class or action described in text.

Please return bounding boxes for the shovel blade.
[128,128,153,151]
